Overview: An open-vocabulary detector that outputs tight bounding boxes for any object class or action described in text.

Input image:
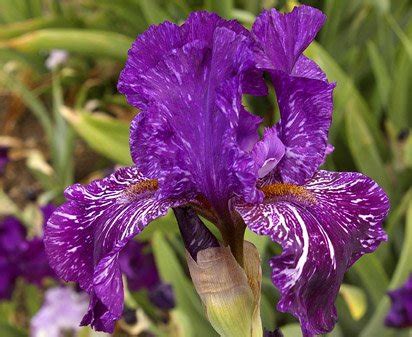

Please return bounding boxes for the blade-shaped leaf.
[339,284,367,321]
[61,107,132,165]
[3,29,133,61]
[152,232,218,337]
[360,200,412,337]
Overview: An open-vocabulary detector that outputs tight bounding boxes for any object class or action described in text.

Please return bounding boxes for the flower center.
[121,179,158,202]
[260,183,316,204]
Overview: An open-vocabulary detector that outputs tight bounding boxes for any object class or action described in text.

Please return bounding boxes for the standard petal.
[236,170,389,336]
[253,5,334,184]
[252,6,326,74]
[117,21,184,110]
[118,11,265,110]
[130,27,263,216]
[44,166,185,332]
[274,76,335,184]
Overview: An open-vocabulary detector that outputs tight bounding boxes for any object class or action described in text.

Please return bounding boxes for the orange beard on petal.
[260,182,316,205]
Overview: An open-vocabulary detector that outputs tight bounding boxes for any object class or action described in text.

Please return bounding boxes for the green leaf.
[205,0,233,18]
[260,293,276,331]
[245,229,269,258]
[386,14,412,60]
[349,253,389,306]
[388,22,412,130]
[152,232,218,337]
[2,29,133,61]
[404,135,412,168]
[305,43,387,156]
[0,69,53,141]
[360,200,412,337]
[137,211,179,241]
[367,41,391,110]
[0,324,27,337]
[345,107,392,194]
[137,0,172,25]
[281,323,302,337]
[386,188,412,237]
[61,107,132,165]
[339,284,367,321]
[0,16,77,39]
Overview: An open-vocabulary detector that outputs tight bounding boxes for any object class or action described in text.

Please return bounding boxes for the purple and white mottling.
[385,274,412,328]
[30,287,89,337]
[45,167,185,331]
[44,6,389,337]
[253,6,335,184]
[236,171,388,336]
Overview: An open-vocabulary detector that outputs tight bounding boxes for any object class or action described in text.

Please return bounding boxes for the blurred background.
[0,0,411,336]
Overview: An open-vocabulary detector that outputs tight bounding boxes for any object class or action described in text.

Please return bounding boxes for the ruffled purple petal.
[44,166,185,332]
[385,274,412,328]
[252,6,326,74]
[236,170,389,336]
[253,6,334,184]
[274,77,335,184]
[118,11,265,110]
[128,25,263,215]
[252,127,285,178]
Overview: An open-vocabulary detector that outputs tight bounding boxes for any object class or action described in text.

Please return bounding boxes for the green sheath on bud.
[186,241,263,337]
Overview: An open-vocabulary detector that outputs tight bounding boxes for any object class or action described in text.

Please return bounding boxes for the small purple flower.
[148,283,175,310]
[0,205,56,300]
[45,49,68,70]
[385,275,412,328]
[119,240,159,292]
[30,287,89,337]
[44,6,389,336]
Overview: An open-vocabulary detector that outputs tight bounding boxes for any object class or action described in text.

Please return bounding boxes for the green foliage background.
[0,0,411,336]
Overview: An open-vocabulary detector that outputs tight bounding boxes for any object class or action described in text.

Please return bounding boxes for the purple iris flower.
[44,6,389,336]
[385,275,412,328]
[30,286,89,337]
[0,205,56,299]
[119,240,159,292]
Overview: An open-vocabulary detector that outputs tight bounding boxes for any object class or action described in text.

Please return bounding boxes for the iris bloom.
[45,6,389,336]
[30,287,89,337]
[120,240,175,309]
[119,240,159,292]
[385,274,412,328]
[0,205,56,299]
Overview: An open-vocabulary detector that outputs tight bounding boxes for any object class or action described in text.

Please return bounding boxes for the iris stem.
[222,226,245,268]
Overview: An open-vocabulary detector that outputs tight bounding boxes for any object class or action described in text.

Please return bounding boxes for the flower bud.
[173,206,263,337]
[186,242,262,337]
